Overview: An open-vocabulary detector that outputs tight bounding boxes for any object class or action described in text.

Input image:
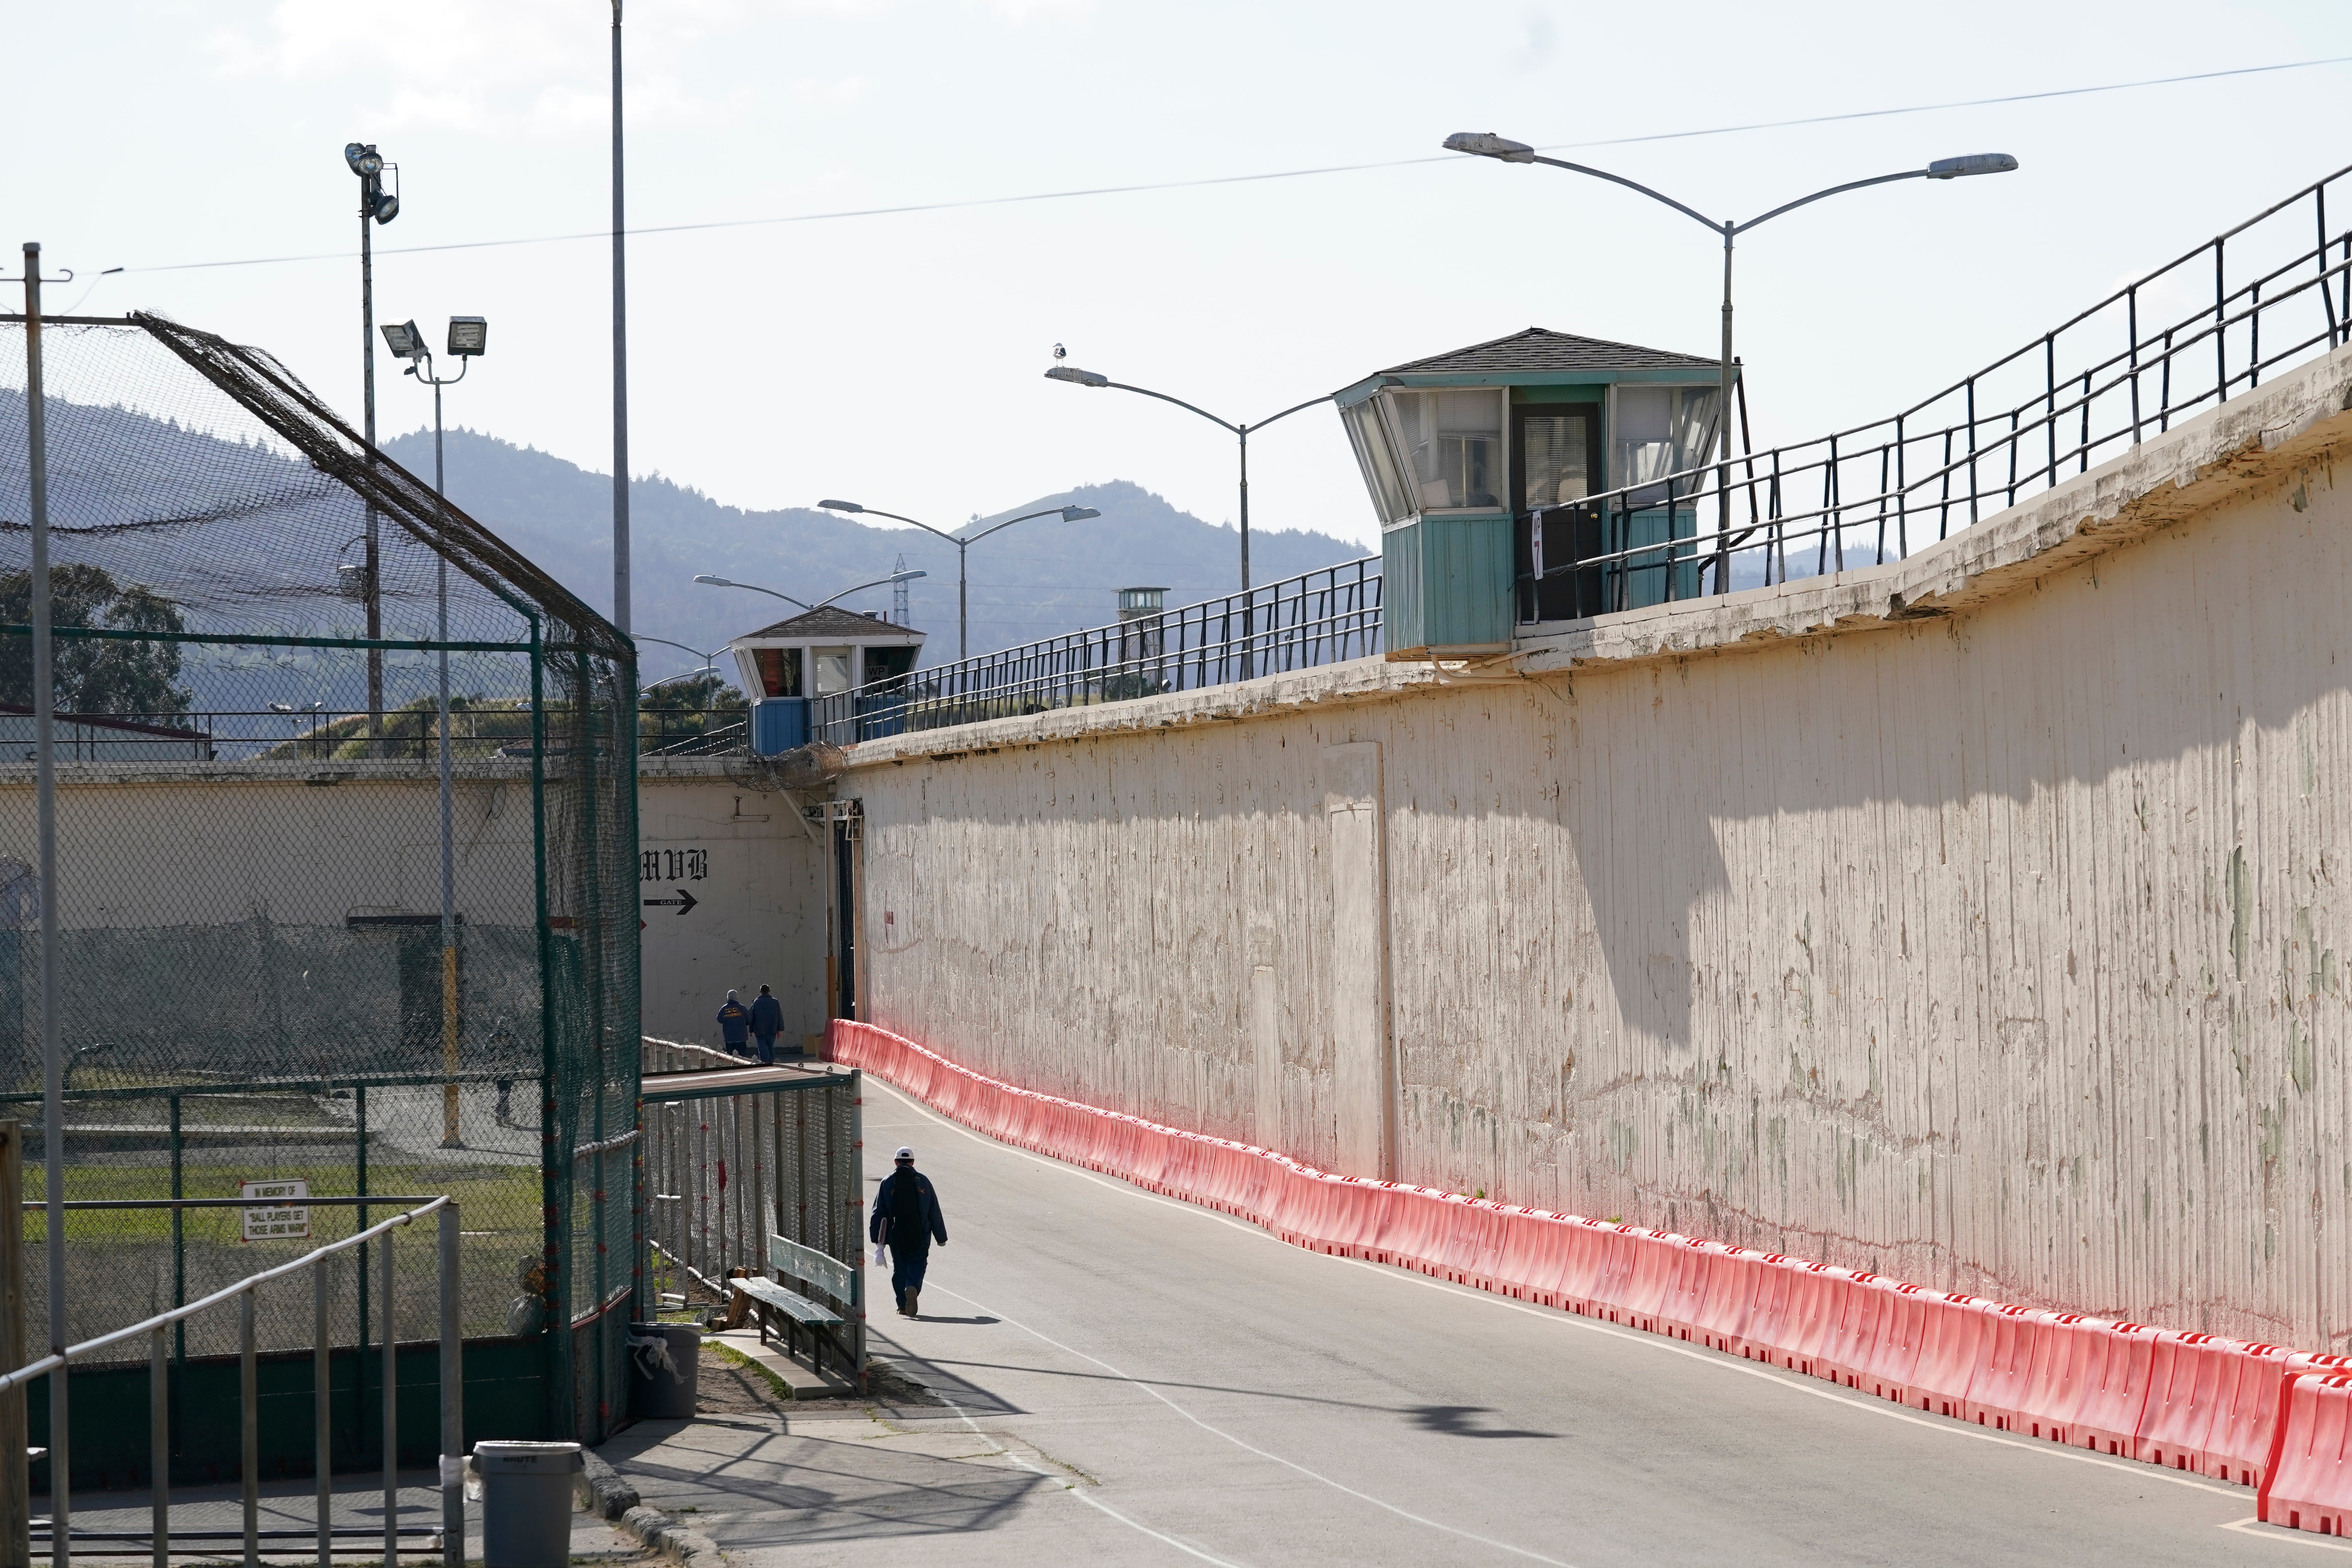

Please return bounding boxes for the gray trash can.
[628,1321,701,1419]
[474,1441,583,1568]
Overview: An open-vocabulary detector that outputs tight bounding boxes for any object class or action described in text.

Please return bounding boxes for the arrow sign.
[643,888,699,915]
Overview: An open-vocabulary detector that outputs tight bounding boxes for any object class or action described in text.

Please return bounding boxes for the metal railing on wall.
[0,1117,462,1568]
[810,557,1384,746]
[1521,163,2352,620]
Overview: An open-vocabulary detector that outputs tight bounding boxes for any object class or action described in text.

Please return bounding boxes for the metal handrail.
[1521,164,2352,617]
[12,1192,463,1568]
[809,556,1384,745]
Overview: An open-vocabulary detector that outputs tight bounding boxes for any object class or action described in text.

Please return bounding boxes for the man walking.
[869,1145,946,1317]
[715,989,751,1057]
[749,984,783,1065]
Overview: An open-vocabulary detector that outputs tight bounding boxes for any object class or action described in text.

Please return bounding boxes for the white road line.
[2220,1519,2352,1553]
[868,1083,2274,1520]
[930,1387,1253,1568]
[924,1276,1577,1568]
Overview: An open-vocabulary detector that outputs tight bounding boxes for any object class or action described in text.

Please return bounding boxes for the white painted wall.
[837,346,2352,1347]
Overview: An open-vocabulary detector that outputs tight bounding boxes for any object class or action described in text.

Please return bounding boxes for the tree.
[0,565,193,715]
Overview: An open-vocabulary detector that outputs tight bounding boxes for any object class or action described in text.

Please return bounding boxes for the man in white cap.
[868,1145,947,1316]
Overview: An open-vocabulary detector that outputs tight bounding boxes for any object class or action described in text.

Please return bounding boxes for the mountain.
[381,429,1367,682]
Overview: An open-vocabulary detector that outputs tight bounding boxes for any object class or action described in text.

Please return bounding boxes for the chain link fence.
[0,310,640,1464]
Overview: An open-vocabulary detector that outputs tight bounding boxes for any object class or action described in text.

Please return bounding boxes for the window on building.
[1613,386,1720,493]
[752,646,800,697]
[812,646,855,695]
[862,644,917,688]
[1381,388,1503,511]
[1342,401,1414,525]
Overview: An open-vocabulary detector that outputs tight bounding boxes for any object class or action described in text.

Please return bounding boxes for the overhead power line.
[119,53,2352,278]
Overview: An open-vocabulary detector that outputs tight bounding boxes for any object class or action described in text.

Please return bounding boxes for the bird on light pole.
[814,501,1100,663]
[1440,132,2018,587]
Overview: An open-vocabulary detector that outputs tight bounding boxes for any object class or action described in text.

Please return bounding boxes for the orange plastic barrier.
[827,1019,2337,1503]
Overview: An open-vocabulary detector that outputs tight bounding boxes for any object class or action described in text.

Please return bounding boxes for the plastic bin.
[629,1321,701,1419]
[474,1440,583,1568]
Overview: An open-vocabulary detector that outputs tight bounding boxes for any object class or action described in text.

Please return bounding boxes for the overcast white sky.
[10,1,2351,607]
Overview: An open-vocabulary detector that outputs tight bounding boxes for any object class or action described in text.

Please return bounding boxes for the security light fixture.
[1443,131,1536,163]
[1060,506,1101,522]
[1927,153,2021,180]
[380,320,424,360]
[446,316,488,357]
[344,143,383,178]
[693,575,737,588]
[1044,366,1109,388]
[818,499,864,514]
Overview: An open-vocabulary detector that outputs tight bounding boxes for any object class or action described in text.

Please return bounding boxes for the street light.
[345,142,401,759]
[1441,132,2018,576]
[692,569,927,616]
[1039,370,1324,597]
[816,501,1099,662]
[382,311,486,1149]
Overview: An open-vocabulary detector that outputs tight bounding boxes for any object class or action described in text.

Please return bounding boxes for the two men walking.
[715,984,786,1063]
[869,1145,946,1317]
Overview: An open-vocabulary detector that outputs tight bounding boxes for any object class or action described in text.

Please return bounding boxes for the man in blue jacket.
[869,1146,947,1317]
[715,990,751,1056]
[748,984,784,1065]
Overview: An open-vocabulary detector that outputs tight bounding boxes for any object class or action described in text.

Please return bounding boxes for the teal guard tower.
[1334,328,1731,655]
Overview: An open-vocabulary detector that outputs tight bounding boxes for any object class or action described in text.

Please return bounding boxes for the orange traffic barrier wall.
[830,1019,2352,1536]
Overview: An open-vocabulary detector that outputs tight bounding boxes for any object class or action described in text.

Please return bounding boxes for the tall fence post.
[0,1122,25,1568]
[438,1206,464,1568]
[380,1226,396,1568]
[315,1254,331,1568]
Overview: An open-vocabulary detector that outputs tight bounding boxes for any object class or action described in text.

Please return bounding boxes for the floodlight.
[818,499,864,514]
[446,316,488,357]
[1044,366,1109,388]
[1060,506,1101,521]
[373,189,400,223]
[380,320,423,359]
[1927,153,2019,180]
[1443,131,1536,163]
[345,143,383,177]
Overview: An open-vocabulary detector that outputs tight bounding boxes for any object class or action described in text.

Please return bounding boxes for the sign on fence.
[239,1179,310,1241]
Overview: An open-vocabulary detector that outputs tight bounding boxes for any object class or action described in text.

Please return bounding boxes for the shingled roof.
[1380,327,1718,377]
[739,604,922,640]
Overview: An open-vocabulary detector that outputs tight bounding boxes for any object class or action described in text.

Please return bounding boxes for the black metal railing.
[1520,163,2352,621]
[811,557,1383,745]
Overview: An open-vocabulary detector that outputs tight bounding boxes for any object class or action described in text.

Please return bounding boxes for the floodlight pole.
[358,181,385,759]
[21,240,65,1564]
[611,0,632,636]
[415,348,472,1148]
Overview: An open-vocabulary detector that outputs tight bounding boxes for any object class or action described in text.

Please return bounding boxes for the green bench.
[731,1234,860,1385]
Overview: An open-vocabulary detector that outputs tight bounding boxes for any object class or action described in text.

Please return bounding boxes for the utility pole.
[611,0,632,634]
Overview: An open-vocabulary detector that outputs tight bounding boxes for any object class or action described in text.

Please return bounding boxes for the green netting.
[0,311,640,1444]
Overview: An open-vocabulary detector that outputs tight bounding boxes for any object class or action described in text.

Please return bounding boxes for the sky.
[9,0,2352,627]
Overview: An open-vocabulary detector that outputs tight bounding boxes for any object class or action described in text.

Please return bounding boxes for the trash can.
[474,1441,583,1568]
[628,1321,701,1419]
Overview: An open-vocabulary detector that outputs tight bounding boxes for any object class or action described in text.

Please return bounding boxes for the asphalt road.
[605,1079,2337,1566]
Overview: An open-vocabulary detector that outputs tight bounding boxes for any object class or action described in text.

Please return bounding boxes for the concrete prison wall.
[834,339,2352,1350]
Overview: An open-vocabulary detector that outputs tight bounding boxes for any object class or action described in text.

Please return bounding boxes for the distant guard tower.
[1333,328,1729,657]
[728,606,926,754]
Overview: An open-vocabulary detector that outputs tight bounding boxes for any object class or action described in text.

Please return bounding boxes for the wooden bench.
[730,1234,861,1385]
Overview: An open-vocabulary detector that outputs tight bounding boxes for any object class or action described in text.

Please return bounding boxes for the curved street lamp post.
[692,568,928,617]
[1442,133,2016,584]
[815,502,1099,663]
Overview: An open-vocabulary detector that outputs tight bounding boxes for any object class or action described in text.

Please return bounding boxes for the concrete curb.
[578,1450,724,1566]
[616,1504,727,1568]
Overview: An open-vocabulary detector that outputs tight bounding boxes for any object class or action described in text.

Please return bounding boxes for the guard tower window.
[862,644,918,688]
[1383,389,1503,511]
[812,646,855,695]
[1341,402,1414,525]
[753,647,801,697]
[1613,386,1720,491]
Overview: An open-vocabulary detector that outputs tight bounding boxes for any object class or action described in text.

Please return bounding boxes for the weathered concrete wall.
[840,341,2352,1348]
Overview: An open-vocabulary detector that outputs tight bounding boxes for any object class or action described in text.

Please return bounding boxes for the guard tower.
[729,606,926,754]
[1333,328,1729,656]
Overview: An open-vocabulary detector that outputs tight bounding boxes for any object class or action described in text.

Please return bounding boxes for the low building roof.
[1382,327,1719,377]
[731,605,925,643]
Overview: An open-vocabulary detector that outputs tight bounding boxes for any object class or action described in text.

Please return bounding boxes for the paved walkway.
[599,1079,2329,1565]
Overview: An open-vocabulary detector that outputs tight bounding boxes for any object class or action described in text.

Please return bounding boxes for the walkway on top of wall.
[840,340,2352,773]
